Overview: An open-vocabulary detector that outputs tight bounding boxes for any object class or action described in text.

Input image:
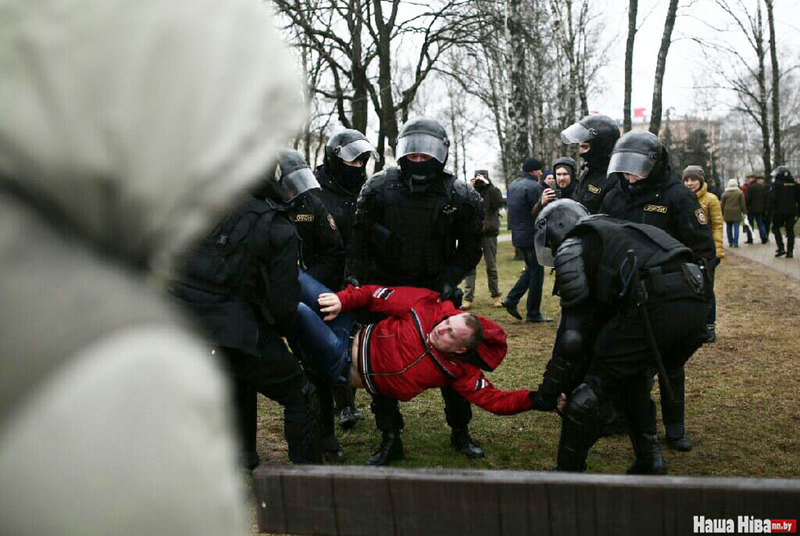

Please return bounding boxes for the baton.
[624,250,675,403]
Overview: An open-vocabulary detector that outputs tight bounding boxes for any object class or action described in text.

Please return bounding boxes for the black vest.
[374,168,458,287]
[570,215,694,304]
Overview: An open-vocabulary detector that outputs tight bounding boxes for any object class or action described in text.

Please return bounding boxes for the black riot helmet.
[323,129,378,192]
[770,165,794,183]
[396,116,450,185]
[264,149,319,203]
[534,199,590,266]
[608,130,668,190]
[560,114,620,166]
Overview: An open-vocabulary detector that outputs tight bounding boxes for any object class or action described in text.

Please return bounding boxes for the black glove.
[530,390,557,412]
[343,275,360,288]
[439,283,463,308]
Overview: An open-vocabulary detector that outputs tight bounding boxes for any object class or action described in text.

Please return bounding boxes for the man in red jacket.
[294,272,554,464]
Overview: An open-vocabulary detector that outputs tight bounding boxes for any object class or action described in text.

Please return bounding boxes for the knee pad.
[565,382,601,427]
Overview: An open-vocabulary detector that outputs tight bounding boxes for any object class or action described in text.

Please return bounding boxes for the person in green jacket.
[721,179,747,248]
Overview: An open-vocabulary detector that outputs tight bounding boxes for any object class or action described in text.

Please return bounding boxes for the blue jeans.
[505,247,545,320]
[748,213,768,242]
[295,272,353,385]
[726,222,740,246]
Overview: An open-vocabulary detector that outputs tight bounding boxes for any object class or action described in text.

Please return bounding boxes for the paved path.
[723,234,800,280]
[499,231,800,280]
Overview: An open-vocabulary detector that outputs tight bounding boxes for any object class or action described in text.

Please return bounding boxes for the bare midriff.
[349,329,364,388]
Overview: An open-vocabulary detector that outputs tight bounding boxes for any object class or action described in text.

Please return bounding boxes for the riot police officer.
[531,200,708,474]
[560,114,621,214]
[315,130,378,431]
[600,130,715,452]
[347,116,484,465]
[768,166,800,258]
[170,150,321,468]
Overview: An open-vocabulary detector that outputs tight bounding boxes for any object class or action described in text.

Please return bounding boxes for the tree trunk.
[623,0,638,132]
[373,0,398,168]
[507,0,530,169]
[755,3,771,174]
[349,0,369,133]
[764,0,782,166]
[649,0,679,136]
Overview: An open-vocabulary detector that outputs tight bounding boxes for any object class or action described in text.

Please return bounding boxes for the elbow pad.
[554,238,590,308]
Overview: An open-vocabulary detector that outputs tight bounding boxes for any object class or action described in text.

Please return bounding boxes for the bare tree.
[764,0,782,165]
[648,0,680,135]
[506,0,530,169]
[623,0,638,132]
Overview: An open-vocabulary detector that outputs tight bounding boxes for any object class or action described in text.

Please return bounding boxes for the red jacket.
[337,285,534,415]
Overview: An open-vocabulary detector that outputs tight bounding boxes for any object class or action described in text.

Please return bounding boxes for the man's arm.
[445,185,484,288]
[335,285,439,316]
[450,366,534,415]
[345,174,382,283]
[304,193,346,289]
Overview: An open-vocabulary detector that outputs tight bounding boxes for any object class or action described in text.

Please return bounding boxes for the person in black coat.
[600,130,715,452]
[745,175,770,244]
[502,157,553,323]
[560,114,621,214]
[170,151,320,469]
[347,116,485,466]
[768,166,800,258]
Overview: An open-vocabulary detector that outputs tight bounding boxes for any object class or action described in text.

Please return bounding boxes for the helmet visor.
[337,138,378,163]
[560,122,595,144]
[607,151,655,178]
[279,167,319,202]
[396,132,448,164]
[534,218,555,267]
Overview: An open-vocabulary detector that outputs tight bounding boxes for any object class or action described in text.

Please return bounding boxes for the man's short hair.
[461,313,484,350]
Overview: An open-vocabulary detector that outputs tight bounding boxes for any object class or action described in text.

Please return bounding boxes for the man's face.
[579,142,592,155]
[429,313,473,354]
[555,167,571,188]
[407,153,432,163]
[531,169,542,179]
[624,172,648,184]
[343,159,364,168]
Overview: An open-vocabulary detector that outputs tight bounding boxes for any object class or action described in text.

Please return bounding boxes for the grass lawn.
[254,240,800,478]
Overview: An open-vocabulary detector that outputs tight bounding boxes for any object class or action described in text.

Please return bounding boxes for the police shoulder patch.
[644,204,668,214]
[587,184,601,194]
[327,213,337,231]
[694,208,708,225]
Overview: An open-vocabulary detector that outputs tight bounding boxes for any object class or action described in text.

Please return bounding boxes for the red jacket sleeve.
[336,285,439,317]
[451,364,534,415]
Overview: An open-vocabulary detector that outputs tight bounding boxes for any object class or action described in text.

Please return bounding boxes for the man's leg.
[232,380,259,469]
[786,216,795,258]
[502,256,530,320]
[756,214,768,243]
[523,248,549,322]
[334,386,364,430]
[483,235,501,304]
[555,376,611,471]
[773,216,786,255]
[660,366,691,451]
[623,370,667,474]
[367,395,405,466]
[441,386,483,458]
[462,268,477,307]
[744,215,753,243]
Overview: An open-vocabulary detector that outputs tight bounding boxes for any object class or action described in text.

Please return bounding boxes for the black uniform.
[289,189,346,290]
[347,166,483,443]
[600,157,714,448]
[170,195,317,466]
[768,168,800,257]
[534,215,708,473]
[316,165,362,254]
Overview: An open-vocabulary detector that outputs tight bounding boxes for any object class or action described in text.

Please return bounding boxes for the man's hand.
[541,188,557,207]
[556,393,567,414]
[438,282,457,303]
[317,293,342,321]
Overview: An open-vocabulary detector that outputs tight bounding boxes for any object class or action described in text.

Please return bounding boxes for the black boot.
[338,405,364,430]
[626,432,667,475]
[321,434,345,464]
[450,428,485,459]
[366,431,404,466]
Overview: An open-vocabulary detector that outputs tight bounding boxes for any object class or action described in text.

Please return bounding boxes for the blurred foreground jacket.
[0,0,303,533]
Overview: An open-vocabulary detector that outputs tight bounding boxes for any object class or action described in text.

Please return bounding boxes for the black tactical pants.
[371,386,472,433]
[221,340,318,464]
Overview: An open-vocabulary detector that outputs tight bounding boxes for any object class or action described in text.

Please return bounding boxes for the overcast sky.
[591,0,800,122]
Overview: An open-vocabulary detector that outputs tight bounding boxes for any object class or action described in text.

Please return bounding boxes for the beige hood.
[0,0,304,269]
